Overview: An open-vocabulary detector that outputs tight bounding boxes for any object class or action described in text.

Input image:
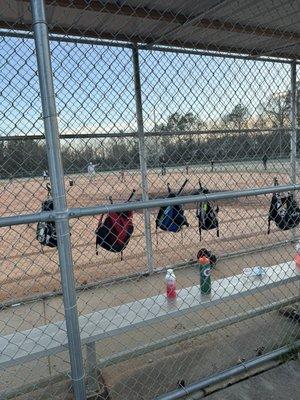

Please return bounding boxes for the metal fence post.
[290,61,298,242]
[86,343,98,392]
[132,44,154,274]
[290,61,297,185]
[30,1,86,399]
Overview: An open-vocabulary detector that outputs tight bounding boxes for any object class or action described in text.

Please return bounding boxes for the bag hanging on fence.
[36,184,57,248]
[95,190,135,259]
[196,181,219,241]
[156,179,189,234]
[197,248,217,268]
[268,177,300,233]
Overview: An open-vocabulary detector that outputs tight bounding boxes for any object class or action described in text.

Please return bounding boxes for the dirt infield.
[0,166,295,302]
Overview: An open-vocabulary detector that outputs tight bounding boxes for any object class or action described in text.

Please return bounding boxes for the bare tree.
[224,103,249,130]
[263,93,289,128]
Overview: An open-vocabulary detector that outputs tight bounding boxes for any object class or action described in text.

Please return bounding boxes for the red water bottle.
[295,242,300,275]
[166,269,176,299]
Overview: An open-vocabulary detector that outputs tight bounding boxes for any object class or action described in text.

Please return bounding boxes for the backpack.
[197,248,217,268]
[268,178,300,233]
[36,197,57,248]
[156,180,189,234]
[96,190,135,258]
[196,181,219,240]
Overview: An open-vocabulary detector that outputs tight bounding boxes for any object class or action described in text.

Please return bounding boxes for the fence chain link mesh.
[0,1,299,400]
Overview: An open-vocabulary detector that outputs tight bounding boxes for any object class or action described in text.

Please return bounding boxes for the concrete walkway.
[206,360,300,400]
[106,311,299,400]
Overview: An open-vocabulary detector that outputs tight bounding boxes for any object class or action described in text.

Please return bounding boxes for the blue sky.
[0,35,293,138]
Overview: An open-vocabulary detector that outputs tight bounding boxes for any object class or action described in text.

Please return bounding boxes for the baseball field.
[0,159,296,303]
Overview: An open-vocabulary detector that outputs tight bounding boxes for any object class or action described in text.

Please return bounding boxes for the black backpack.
[197,248,217,268]
[96,190,135,259]
[156,180,189,235]
[268,177,300,233]
[196,181,219,240]
[36,192,57,248]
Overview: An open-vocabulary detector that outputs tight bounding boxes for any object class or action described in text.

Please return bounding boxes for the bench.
[0,262,298,388]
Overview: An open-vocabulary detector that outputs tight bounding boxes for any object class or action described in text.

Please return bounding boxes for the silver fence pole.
[132,44,154,274]
[30,1,86,399]
[155,340,300,400]
[290,61,300,315]
[290,61,297,185]
[1,183,300,228]
[290,61,298,242]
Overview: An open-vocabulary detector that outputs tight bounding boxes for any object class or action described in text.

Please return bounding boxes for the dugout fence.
[0,1,300,399]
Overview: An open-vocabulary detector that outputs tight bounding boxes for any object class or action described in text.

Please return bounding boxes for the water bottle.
[165,269,176,299]
[198,256,211,295]
[295,242,300,275]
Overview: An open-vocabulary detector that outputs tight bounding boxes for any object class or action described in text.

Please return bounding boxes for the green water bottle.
[198,255,211,295]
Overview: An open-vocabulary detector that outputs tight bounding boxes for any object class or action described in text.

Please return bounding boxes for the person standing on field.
[161,157,167,176]
[262,154,268,170]
[120,169,126,182]
[87,162,98,179]
[43,170,48,181]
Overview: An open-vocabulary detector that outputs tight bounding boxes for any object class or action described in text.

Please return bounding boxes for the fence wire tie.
[64,303,78,312]
[67,371,86,382]
[58,231,71,238]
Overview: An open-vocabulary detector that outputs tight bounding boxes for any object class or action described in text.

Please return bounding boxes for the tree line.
[1,87,299,178]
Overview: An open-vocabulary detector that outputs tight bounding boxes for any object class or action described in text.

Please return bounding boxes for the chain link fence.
[0,1,300,399]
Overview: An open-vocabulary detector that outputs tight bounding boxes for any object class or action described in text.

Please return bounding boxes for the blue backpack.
[156,180,189,234]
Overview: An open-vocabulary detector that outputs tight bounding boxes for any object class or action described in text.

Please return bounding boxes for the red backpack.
[95,190,135,259]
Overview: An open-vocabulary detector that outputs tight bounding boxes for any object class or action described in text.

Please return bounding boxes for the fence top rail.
[0,127,295,141]
[0,184,299,227]
[0,29,297,65]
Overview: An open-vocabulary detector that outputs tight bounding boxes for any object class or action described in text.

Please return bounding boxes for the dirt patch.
[0,167,295,302]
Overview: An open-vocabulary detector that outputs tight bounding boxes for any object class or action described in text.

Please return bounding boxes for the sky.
[0,34,294,138]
